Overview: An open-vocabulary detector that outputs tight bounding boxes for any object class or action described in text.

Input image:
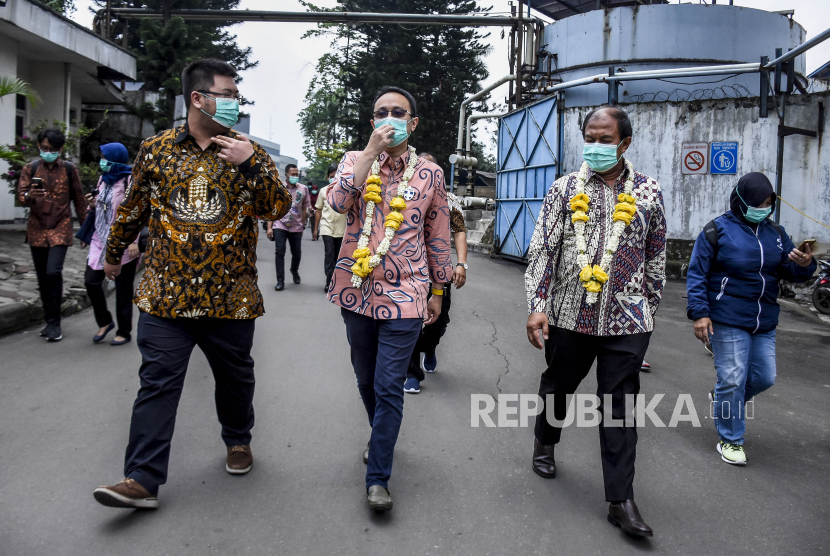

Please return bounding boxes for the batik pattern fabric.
[272,183,311,232]
[17,159,87,247]
[525,162,667,336]
[326,149,452,320]
[448,192,466,234]
[106,125,291,319]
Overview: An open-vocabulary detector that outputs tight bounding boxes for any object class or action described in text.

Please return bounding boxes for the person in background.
[327,86,451,512]
[686,172,815,466]
[83,143,140,346]
[17,128,87,342]
[314,165,347,293]
[307,180,320,239]
[404,152,468,394]
[93,58,290,510]
[525,105,666,537]
[267,163,311,290]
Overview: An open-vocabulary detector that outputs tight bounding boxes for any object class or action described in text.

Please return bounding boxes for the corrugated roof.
[521,0,668,22]
[808,61,830,80]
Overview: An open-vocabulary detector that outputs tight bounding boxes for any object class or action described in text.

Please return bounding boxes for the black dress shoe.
[275,281,284,291]
[111,336,131,346]
[292,271,301,284]
[367,485,392,512]
[532,438,556,478]
[93,322,115,343]
[607,500,653,537]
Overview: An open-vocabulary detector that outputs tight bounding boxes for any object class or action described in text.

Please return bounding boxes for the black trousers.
[407,285,452,381]
[84,259,138,338]
[30,245,68,325]
[322,235,343,289]
[534,326,651,502]
[124,312,256,495]
[274,229,302,281]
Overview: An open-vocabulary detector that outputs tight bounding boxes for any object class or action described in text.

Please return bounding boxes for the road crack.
[471,309,510,393]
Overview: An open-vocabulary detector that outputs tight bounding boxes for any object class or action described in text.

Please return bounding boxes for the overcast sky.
[72,0,830,166]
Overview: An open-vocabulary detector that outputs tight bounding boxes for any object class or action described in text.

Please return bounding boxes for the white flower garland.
[350,146,417,287]
[572,159,637,304]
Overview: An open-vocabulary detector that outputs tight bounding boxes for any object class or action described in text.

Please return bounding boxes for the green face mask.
[583,141,623,173]
[288,176,299,185]
[199,92,239,128]
[40,151,59,163]
[100,159,114,173]
[735,187,773,223]
[374,117,411,147]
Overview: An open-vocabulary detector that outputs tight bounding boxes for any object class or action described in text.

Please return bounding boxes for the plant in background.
[0,76,40,166]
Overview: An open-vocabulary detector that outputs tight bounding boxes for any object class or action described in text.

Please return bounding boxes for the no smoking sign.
[681,143,708,175]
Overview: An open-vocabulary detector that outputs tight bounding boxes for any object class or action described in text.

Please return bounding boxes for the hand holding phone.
[28,177,46,199]
[797,239,816,253]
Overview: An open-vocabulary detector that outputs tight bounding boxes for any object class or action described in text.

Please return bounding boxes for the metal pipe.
[110,8,523,26]
[528,63,761,95]
[764,25,830,69]
[456,75,515,151]
[466,112,508,155]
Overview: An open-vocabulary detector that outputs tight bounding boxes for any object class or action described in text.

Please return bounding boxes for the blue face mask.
[735,187,773,223]
[583,141,623,173]
[199,92,239,128]
[288,176,299,185]
[100,159,114,173]
[374,117,411,147]
[40,151,59,163]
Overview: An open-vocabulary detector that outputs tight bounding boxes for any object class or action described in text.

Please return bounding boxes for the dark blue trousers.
[341,308,422,490]
[124,312,256,495]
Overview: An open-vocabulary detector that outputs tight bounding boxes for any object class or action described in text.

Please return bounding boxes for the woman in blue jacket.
[686,172,815,466]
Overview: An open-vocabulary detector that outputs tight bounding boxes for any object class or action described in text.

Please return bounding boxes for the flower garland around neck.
[570,159,638,304]
[350,146,417,287]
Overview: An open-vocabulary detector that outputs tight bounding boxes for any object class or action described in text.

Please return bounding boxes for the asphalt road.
[1,230,828,556]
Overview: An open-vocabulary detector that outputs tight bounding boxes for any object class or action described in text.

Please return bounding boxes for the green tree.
[0,76,39,164]
[38,0,76,16]
[300,0,492,171]
[92,1,257,130]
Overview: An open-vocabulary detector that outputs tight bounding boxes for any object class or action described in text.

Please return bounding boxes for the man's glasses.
[199,90,242,102]
[373,109,412,119]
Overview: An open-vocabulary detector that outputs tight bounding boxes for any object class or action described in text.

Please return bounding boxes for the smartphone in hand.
[797,239,816,252]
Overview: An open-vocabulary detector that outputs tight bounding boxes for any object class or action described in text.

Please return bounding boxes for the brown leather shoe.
[607,500,653,537]
[93,478,158,509]
[532,438,556,478]
[226,445,253,474]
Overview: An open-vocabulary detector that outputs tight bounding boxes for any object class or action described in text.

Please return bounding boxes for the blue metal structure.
[494,96,559,261]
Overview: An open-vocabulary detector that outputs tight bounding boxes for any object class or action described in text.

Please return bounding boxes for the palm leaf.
[0,75,39,107]
[0,145,25,164]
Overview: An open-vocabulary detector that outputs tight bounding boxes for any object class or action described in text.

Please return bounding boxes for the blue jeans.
[341,308,422,490]
[710,322,776,445]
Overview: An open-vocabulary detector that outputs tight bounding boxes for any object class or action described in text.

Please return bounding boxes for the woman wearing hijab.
[686,172,815,465]
[83,143,140,345]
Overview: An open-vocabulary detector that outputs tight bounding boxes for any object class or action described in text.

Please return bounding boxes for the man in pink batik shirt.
[326,86,451,513]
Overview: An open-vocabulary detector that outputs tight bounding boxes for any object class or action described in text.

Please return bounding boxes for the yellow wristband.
[431,287,444,296]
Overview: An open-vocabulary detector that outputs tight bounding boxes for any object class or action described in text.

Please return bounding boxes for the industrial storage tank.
[540,4,805,106]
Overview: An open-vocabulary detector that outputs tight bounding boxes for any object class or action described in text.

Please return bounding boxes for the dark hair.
[285,163,298,174]
[581,105,633,140]
[372,86,417,117]
[327,164,338,176]
[181,58,238,109]
[37,128,66,150]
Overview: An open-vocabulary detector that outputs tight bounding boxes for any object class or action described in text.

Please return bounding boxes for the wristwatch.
[456,262,468,270]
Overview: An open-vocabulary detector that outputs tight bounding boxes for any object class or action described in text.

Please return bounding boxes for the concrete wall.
[545,5,805,107]
[0,34,18,221]
[559,92,830,251]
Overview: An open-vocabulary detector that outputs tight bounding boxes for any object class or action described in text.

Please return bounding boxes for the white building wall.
[0,34,18,221]
[560,93,830,251]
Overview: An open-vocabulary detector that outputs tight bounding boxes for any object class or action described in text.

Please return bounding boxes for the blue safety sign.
[710,142,738,174]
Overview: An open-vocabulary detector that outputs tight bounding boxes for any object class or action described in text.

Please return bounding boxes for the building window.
[15,94,27,139]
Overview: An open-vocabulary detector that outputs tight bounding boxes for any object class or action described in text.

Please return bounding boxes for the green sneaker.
[717,441,747,466]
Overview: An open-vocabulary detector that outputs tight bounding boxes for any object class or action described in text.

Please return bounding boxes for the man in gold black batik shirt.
[93,59,290,511]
